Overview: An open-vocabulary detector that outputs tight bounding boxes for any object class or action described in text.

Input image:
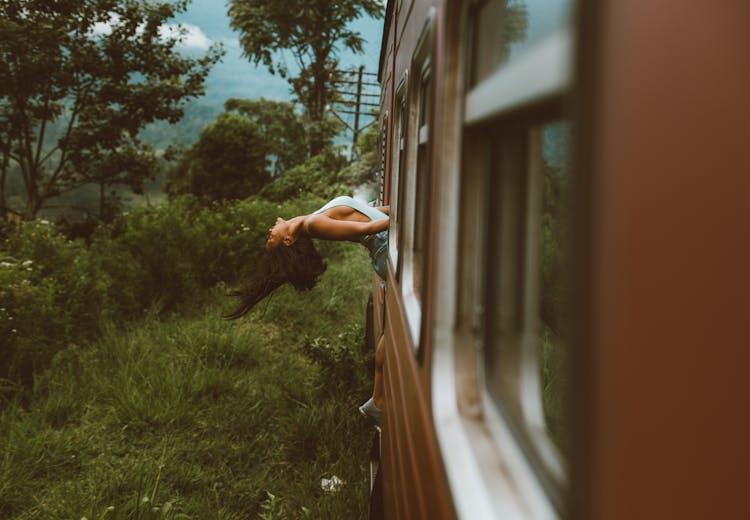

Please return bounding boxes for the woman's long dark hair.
[224,235,326,320]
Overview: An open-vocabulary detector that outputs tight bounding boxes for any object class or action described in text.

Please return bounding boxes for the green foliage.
[540,161,569,336]
[0,0,223,218]
[0,252,374,518]
[260,153,351,202]
[0,194,327,389]
[354,115,379,157]
[540,324,566,449]
[227,0,384,154]
[539,130,571,450]
[0,220,111,386]
[224,97,308,175]
[166,113,271,202]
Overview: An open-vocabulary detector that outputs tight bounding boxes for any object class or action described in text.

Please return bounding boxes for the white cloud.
[161,23,213,51]
[89,15,213,51]
[91,14,119,36]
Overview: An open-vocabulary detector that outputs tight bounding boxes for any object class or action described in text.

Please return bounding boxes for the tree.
[166,112,270,201]
[0,0,223,219]
[224,97,308,176]
[227,0,384,155]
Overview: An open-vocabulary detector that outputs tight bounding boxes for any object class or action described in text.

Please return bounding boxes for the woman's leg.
[373,334,385,408]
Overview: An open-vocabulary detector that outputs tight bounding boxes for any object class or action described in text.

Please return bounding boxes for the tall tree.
[166,112,270,202]
[227,0,384,156]
[0,0,223,219]
[224,97,308,176]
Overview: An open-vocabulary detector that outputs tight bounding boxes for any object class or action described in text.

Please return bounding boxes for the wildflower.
[22,260,33,266]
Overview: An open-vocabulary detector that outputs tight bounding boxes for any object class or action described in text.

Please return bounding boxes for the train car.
[368,0,750,518]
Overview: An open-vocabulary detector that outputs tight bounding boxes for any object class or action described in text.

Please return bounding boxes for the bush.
[0,194,329,391]
[166,112,271,202]
[1,221,112,386]
[260,153,349,202]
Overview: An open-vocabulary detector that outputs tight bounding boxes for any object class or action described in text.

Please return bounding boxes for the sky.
[172,0,385,105]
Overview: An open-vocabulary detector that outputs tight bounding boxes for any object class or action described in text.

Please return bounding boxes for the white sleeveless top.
[313,196,388,222]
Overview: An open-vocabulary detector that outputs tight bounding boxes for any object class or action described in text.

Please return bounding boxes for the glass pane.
[413,71,431,298]
[389,97,407,277]
[484,130,526,418]
[482,120,570,464]
[538,120,570,450]
[471,0,572,86]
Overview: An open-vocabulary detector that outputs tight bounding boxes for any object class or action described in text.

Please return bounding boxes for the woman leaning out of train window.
[224,195,389,428]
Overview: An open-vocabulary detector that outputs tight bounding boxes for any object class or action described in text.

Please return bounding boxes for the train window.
[482,120,570,480]
[446,0,573,514]
[389,73,408,279]
[399,11,434,350]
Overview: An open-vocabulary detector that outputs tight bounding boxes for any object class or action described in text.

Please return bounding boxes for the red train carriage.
[369,0,750,519]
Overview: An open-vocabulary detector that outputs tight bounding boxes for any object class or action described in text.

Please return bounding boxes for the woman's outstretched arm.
[376,206,390,215]
[304,214,388,241]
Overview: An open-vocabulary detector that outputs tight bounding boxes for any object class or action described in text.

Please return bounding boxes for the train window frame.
[378,111,388,206]
[471,23,571,507]
[430,3,573,518]
[388,71,408,280]
[399,8,435,352]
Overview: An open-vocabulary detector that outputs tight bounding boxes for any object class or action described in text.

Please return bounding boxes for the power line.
[329,66,381,160]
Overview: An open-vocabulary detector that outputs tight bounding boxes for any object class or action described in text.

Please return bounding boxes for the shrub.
[260,153,349,202]
[1,221,111,386]
[0,194,331,389]
[166,112,271,202]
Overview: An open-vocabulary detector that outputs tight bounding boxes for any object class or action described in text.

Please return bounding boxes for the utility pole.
[352,66,364,155]
[329,66,380,161]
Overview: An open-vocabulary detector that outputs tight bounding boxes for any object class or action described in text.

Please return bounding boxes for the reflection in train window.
[469,0,572,87]
[478,120,570,496]
[460,0,572,504]
[538,121,570,449]
[483,120,570,452]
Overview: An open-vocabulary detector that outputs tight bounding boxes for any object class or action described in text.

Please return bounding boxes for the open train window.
[440,0,574,516]
[399,10,434,352]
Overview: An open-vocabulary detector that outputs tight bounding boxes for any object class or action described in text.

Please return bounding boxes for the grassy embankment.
[0,245,376,519]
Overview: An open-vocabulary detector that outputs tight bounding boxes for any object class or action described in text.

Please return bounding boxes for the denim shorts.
[360,230,388,281]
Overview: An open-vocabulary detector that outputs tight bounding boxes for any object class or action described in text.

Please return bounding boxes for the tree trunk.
[23,190,41,220]
[23,164,44,220]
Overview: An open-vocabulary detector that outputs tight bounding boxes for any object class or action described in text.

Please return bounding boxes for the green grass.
[0,243,375,519]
